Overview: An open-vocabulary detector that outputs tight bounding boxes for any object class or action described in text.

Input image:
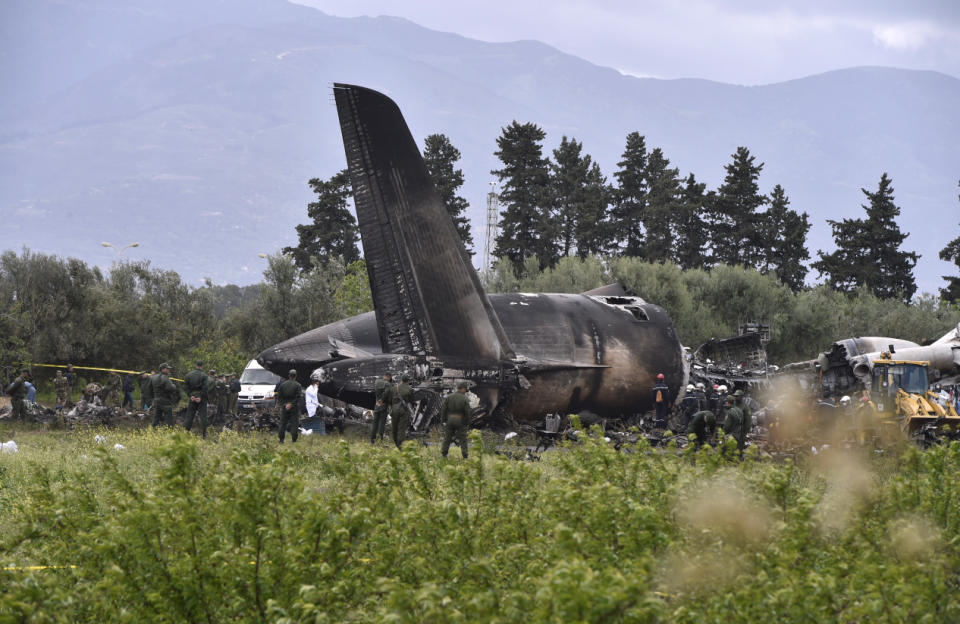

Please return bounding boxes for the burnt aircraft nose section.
[256,310,382,380]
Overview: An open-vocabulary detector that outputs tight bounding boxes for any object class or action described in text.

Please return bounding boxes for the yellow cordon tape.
[4,565,78,571]
[19,363,185,382]
[6,561,265,572]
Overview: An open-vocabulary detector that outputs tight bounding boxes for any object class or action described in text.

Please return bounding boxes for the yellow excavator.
[870,355,960,444]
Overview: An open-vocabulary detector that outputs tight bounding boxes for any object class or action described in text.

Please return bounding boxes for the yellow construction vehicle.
[870,355,960,444]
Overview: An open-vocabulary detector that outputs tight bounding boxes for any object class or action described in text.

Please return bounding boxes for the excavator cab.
[870,357,960,441]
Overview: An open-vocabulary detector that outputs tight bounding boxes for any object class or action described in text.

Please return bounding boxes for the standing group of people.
[651,373,754,452]
[370,372,416,449]
[684,386,753,452]
[6,366,77,419]
[369,372,472,458]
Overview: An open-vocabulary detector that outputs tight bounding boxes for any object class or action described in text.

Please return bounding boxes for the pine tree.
[762,184,811,291]
[284,170,359,272]
[938,180,960,302]
[575,162,613,259]
[710,147,767,267]
[611,132,647,256]
[642,148,681,263]
[673,173,711,270]
[549,136,613,258]
[550,136,591,257]
[492,121,557,273]
[423,133,473,254]
[813,173,919,301]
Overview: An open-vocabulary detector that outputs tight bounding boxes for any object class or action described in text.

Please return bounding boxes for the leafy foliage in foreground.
[2,429,959,622]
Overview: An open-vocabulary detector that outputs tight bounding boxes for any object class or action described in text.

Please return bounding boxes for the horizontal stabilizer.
[328,337,374,360]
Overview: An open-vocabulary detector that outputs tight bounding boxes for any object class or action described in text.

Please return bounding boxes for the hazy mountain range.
[2,0,958,291]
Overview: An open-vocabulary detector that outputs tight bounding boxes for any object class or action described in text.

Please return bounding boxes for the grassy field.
[1,423,958,623]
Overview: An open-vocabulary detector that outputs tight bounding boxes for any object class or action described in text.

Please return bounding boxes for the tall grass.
[1,426,958,622]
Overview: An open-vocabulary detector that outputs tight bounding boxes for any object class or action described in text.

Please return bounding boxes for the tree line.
[288,128,960,304]
[0,249,370,388]
[4,247,959,385]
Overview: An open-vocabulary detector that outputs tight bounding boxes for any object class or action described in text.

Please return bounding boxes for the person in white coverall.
[305,379,325,435]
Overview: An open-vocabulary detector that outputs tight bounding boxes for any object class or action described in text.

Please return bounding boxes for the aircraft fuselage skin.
[259,292,685,421]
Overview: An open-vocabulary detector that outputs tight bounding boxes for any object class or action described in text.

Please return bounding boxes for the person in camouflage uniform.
[150,363,179,427]
[440,381,471,459]
[217,375,229,415]
[391,373,415,449]
[183,361,211,438]
[687,410,716,448]
[228,374,240,414]
[6,369,30,421]
[370,372,392,443]
[105,372,122,407]
[139,372,152,410]
[721,395,748,453]
[276,369,303,443]
[54,370,69,409]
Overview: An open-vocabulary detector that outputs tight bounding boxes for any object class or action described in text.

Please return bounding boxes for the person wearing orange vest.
[652,373,670,428]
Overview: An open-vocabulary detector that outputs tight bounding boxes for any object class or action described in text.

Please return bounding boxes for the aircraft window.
[602,296,634,305]
[625,306,648,321]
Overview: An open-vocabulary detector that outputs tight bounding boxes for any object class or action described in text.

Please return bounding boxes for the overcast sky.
[293,0,960,84]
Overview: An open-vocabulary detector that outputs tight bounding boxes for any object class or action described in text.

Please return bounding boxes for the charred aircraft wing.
[333,83,514,361]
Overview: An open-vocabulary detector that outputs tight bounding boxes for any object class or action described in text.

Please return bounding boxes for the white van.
[237,359,282,413]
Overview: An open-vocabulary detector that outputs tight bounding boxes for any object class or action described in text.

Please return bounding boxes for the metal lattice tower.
[482,181,499,275]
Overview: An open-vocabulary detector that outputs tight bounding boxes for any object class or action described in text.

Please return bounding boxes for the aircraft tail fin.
[333,84,515,361]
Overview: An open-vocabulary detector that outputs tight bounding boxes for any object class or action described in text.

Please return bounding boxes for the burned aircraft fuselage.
[258,83,686,426]
[259,292,684,421]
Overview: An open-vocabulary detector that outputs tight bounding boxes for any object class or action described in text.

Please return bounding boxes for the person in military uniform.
[370,372,392,443]
[104,372,122,407]
[441,381,471,459]
[228,373,240,414]
[733,389,751,439]
[277,369,303,443]
[150,363,179,427]
[54,370,69,409]
[652,373,670,428]
[140,371,152,410]
[122,373,136,410]
[83,381,103,404]
[206,370,220,415]
[687,409,716,448]
[65,364,76,403]
[217,375,229,415]
[6,369,30,421]
[391,373,414,448]
[721,395,748,452]
[183,361,211,437]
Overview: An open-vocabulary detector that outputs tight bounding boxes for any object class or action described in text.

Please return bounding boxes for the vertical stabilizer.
[333,84,514,360]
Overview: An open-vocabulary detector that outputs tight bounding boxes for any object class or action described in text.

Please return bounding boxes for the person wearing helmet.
[391,373,415,448]
[441,380,472,459]
[277,369,303,444]
[707,384,720,414]
[678,383,699,429]
[693,383,708,412]
[717,385,729,419]
[652,373,670,428]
